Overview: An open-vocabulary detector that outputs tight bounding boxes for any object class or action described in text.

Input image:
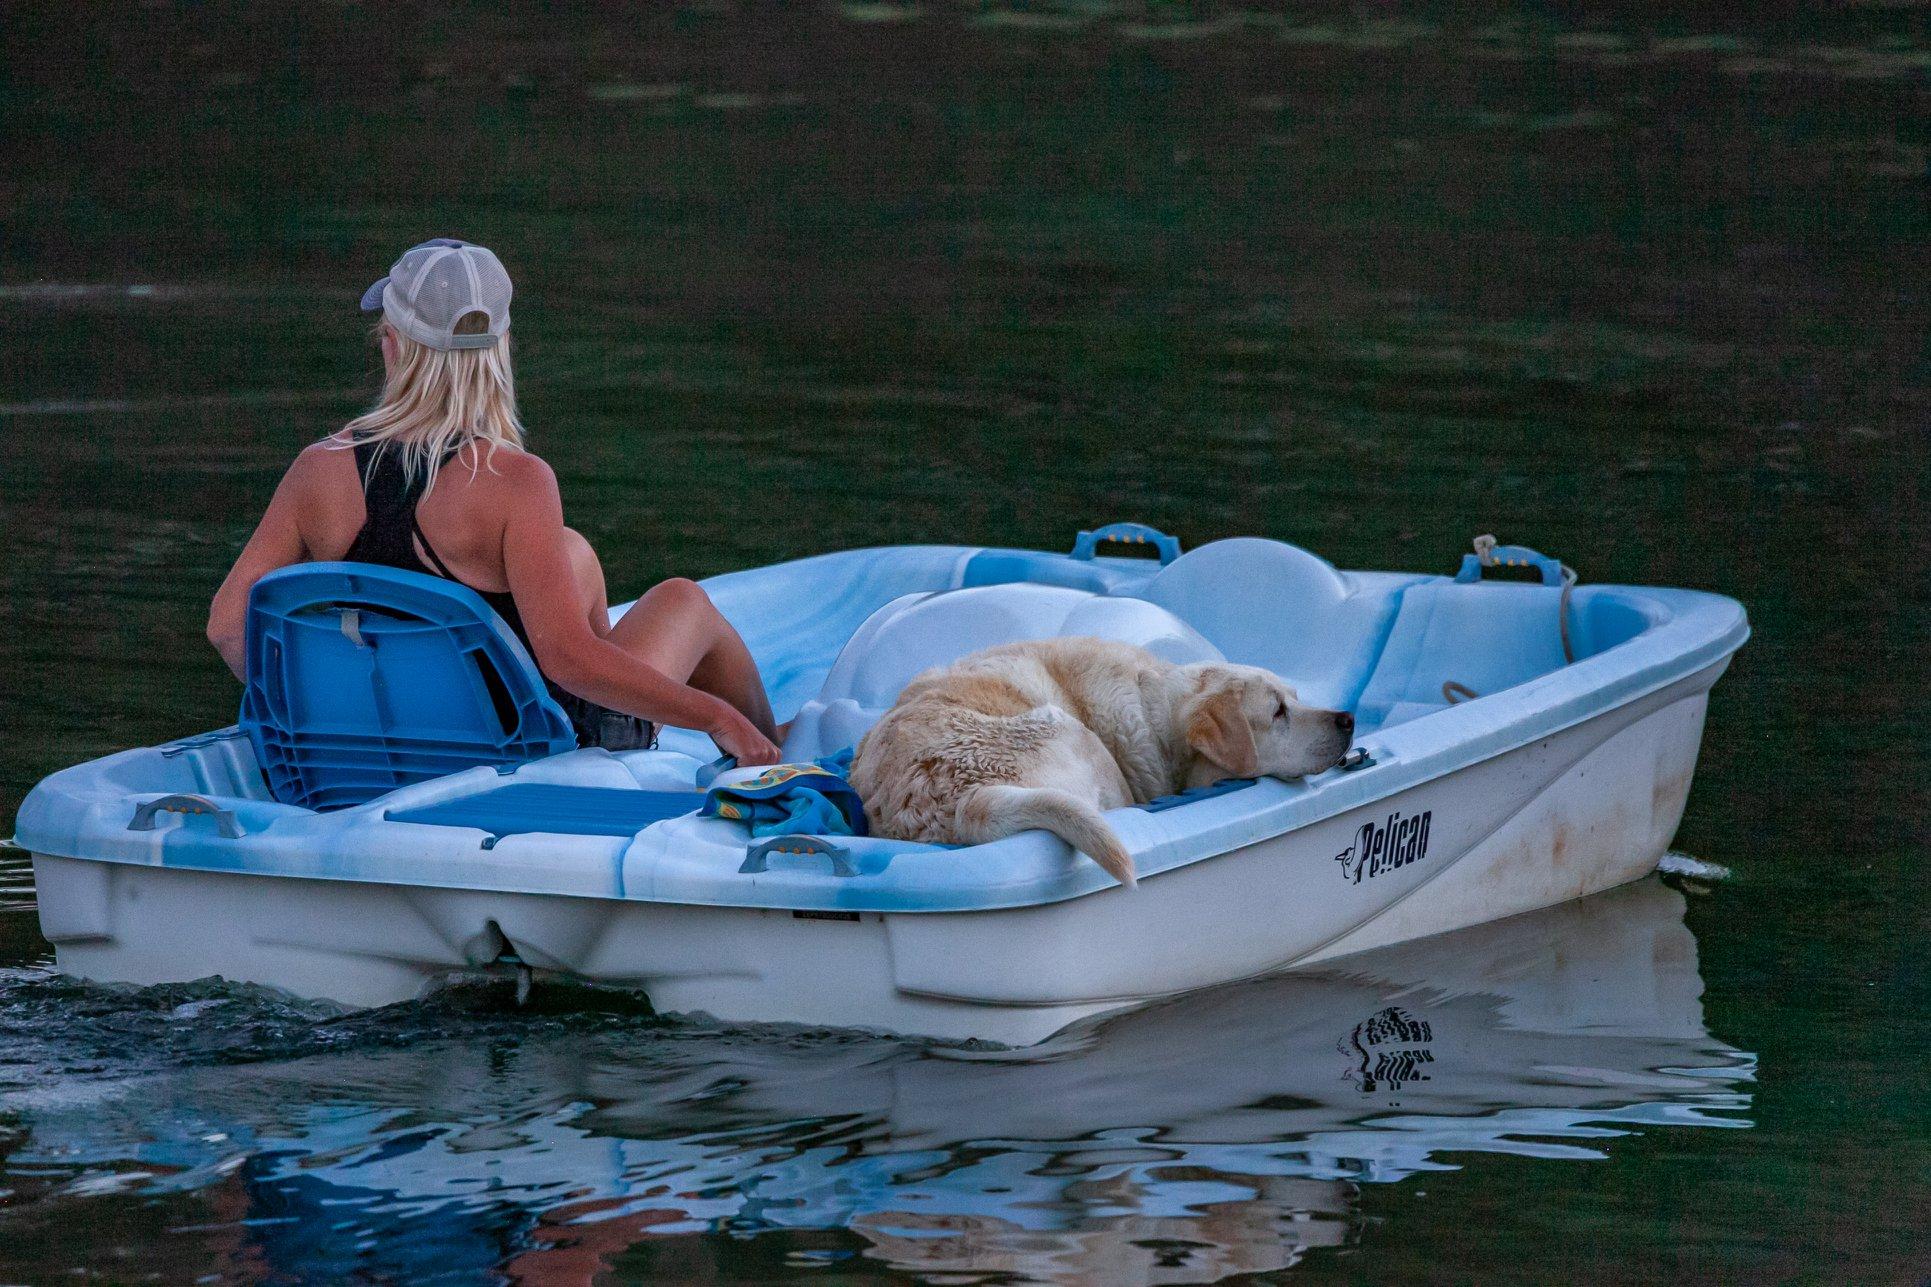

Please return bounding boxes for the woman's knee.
[644,576,715,620]
[609,576,724,676]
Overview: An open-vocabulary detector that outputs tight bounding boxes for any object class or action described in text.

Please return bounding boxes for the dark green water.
[1,3,1924,1282]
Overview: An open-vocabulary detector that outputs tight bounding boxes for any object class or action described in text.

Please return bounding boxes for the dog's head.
[1181,664,1354,783]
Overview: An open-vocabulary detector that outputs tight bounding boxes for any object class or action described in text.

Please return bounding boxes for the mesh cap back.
[371,243,512,351]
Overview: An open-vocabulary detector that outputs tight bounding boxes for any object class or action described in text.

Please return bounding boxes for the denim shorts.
[546,683,657,751]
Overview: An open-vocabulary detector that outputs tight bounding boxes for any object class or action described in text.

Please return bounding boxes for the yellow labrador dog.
[850,637,1355,886]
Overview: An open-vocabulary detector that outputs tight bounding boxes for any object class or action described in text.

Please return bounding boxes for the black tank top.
[341,438,657,751]
[343,439,532,649]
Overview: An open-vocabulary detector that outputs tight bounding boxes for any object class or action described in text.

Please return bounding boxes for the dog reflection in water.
[503,1175,1349,1284]
[846,1173,1352,1283]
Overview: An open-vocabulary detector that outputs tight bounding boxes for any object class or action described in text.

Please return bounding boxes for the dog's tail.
[953,784,1136,888]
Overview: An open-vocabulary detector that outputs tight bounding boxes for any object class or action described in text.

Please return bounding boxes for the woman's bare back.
[286,434,534,595]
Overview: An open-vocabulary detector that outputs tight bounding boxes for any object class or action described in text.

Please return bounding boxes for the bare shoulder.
[277,436,358,502]
[485,446,556,488]
[465,445,561,514]
[291,434,357,474]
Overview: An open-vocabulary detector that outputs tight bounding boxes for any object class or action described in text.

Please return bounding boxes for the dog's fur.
[850,637,1354,886]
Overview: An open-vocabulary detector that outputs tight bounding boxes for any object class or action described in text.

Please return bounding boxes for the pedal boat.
[14,526,1748,1043]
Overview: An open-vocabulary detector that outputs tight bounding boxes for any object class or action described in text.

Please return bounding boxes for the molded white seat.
[1137,538,1408,712]
[1353,582,1572,730]
[782,584,1221,759]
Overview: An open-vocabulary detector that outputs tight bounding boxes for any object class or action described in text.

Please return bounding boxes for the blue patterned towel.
[700,750,868,838]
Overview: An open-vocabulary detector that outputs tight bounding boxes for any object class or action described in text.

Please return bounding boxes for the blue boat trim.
[1137,778,1257,812]
[387,784,703,846]
[13,539,1750,915]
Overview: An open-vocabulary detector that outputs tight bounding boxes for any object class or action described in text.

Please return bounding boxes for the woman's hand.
[710,708,783,766]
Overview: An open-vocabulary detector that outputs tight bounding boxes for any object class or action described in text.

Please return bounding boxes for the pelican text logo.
[1341,1006,1435,1093]
[1334,809,1432,884]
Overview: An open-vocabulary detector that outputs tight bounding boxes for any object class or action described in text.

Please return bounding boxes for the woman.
[207,238,783,765]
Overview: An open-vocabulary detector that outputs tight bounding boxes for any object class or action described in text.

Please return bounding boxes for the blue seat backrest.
[240,562,576,811]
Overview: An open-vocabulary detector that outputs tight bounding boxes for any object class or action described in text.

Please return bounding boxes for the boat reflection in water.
[10,876,1752,1283]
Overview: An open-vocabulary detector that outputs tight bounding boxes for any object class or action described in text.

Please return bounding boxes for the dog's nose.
[1334,710,1354,734]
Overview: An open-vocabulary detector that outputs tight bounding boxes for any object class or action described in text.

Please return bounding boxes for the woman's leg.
[598,570,779,742]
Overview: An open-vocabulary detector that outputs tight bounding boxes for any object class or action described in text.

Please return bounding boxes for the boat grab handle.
[129,794,246,839]
[740,835,856,878]
[1071,522,1182,566]
[1453,534,1568,588]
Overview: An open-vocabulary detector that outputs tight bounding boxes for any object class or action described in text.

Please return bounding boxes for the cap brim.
[359,278,389,312]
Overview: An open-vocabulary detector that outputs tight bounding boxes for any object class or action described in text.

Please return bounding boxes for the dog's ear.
[1187,683,1260,778]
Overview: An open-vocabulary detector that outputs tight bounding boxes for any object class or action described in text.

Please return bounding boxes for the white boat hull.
[31,662,1719,1045]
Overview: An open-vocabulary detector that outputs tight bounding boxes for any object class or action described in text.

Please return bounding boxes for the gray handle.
[129,794,245,839]
[739,835,855,877]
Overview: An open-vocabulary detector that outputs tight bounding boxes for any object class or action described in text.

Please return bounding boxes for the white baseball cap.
[359,238,512,350]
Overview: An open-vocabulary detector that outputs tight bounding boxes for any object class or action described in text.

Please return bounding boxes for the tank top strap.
[346,439,431,574]
[408,513,458,580]
[344,437,531,647]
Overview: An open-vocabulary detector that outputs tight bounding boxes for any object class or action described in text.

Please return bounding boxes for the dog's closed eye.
[1274,700,1289,723]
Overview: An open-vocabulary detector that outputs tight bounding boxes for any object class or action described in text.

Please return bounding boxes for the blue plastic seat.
[240,563,576,811]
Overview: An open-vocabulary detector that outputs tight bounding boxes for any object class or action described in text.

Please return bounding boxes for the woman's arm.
[207,456,314,679]
[499,459,779,763]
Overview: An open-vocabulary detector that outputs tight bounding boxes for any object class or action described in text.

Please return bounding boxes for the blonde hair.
[338,312,524,493]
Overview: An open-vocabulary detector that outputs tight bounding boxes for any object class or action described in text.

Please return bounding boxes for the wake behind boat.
[14,526,1748,1042]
